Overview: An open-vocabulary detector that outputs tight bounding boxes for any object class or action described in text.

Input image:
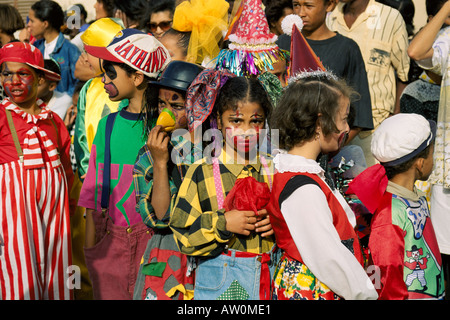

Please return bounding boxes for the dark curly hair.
[270,73,355,151]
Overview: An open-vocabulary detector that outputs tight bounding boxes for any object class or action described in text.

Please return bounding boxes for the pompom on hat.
[281,14,325,80]
[0,42,61,82]
[215,0,288,77]
[371,113,436,167]
[80,18,124,57]
[92,28,171,78]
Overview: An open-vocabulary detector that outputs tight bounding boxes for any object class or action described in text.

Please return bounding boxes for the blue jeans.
[194,247,279,300]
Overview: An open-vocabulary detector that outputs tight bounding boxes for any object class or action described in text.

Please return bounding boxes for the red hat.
[0,42,61,81]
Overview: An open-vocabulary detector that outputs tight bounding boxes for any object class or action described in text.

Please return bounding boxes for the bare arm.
[408,1,450,61]
[148,125,171,220]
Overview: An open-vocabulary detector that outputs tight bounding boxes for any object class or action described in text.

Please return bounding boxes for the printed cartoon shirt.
[78,108,147,226]
[369,182,445,299]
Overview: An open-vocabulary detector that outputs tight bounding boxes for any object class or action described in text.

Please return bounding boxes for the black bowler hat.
[152,60,204,92]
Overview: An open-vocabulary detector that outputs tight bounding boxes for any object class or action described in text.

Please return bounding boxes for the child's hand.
[64,104,77,128]
[254,209,274,238]
[147,125,170,166]
[224,209,258,236]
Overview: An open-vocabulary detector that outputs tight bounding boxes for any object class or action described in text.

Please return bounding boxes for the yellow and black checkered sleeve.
[169,162,233,257]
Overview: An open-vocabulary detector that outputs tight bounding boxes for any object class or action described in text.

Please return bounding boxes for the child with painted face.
[0,42,74,300]
[132,60,203,300]
[348,113,444,299]
[267,71,378,300]
[169,70,276,300]
[78,28,171,300]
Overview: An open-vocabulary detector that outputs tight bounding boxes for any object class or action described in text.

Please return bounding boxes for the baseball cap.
[93,28,171,78]
[0,42,61,82]
[81,18,124,58]
[371,113,436,166]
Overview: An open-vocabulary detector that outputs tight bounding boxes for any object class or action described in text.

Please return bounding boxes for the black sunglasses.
[148,20,172,32]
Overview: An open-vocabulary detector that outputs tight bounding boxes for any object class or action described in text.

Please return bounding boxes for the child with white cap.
[348,113,445,300]
[78,28,171,300]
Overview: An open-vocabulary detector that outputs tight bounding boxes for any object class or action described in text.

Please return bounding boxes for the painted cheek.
[104,82,119,98]
[3,76,32,102]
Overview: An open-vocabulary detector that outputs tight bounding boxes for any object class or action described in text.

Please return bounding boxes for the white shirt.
[44,37,58,59]
[46,91,72,120]
[274,151,378,300]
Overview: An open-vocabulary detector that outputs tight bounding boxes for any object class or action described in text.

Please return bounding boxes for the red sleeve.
[369,197,408,300]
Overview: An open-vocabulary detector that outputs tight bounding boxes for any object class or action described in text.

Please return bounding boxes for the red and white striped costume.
[0,98,74,300]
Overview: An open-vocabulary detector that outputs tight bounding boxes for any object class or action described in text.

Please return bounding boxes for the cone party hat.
[281,14,325,79]
[215,0,288,77]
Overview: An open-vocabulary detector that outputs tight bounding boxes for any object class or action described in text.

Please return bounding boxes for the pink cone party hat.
[215,0,288,77]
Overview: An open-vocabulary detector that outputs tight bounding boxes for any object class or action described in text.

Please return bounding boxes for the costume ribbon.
[346,164,388,213]
[185,68,236,132]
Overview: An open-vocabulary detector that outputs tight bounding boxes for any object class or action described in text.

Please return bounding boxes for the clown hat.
[81,18,124,57]
[215,0,288,77]
[93,28,171,78]
[0,42,61,81]
[281,14,325,78]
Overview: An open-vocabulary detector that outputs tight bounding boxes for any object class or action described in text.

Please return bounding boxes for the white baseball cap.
[93,28,171,78]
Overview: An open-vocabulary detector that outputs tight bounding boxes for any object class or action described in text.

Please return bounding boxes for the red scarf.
[3,98,61,169]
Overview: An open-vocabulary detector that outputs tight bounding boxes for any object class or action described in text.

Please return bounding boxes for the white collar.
[273,149,324,176]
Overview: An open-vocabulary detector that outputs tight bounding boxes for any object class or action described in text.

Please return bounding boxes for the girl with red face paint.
[0,41,74,300]
[267,70,378,300]
[170,72,277,300]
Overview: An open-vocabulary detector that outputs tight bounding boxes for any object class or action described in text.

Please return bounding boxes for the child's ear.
[38,75,46,86]
[49,81,57,91]
[217,116,223,130]
[415,157,425,178]
[133,71,145,87]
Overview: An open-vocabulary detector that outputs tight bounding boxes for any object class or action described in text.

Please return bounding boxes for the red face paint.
[2,66,35,103]
[225,127,259,154]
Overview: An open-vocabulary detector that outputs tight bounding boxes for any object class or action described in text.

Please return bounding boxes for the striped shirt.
[0,100,73,300]
[169,149,275,257]
[327,0,410,131]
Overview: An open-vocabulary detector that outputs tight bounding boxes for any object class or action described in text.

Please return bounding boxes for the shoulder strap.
[279,174,321,207]
[5,109,24,162]
[101,112,118,210]
[212,157,224,210]
[49,117,61,152]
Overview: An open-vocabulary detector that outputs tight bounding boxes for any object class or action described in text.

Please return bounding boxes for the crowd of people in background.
[0,0,449,301]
